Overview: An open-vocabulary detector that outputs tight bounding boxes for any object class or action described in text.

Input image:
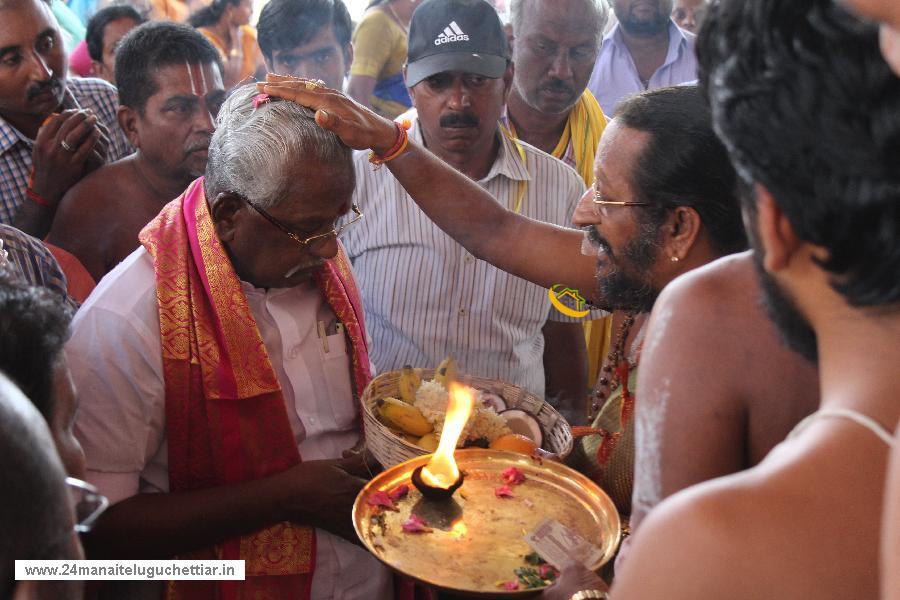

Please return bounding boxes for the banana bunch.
[377,397,433,437]
[417,433,439,452]
[398,365,421,404]
[434,354,458,388]
[378,355,461,449]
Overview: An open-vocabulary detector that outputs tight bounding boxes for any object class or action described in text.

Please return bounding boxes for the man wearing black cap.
[340,0,589,410]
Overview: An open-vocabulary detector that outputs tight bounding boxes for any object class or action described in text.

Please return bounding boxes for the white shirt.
[70,248,392,600]
[587,20,698,116]
[341,114,587,398]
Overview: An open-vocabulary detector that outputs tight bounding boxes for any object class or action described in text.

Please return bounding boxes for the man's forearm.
[84,455,369,559]
[84,470,289,559]
[385,144,599,296]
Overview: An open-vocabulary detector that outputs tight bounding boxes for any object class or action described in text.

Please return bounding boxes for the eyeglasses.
[66,477,109,533]
[243,196,363,249]
[592,188,651,217]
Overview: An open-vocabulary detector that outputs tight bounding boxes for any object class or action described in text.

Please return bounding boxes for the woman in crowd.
[189,0,263,88]
[346,0,417,118]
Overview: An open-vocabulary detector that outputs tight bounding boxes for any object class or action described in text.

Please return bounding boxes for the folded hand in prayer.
[30,108,107,207]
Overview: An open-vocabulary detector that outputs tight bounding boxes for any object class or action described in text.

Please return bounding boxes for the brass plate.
[353,449,620,597]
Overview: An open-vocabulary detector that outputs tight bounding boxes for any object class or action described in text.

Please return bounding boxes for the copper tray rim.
[353,448,622,596]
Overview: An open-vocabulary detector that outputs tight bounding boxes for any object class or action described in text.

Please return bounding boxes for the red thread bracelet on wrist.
[26,187,54,208]
[369,120,411,169]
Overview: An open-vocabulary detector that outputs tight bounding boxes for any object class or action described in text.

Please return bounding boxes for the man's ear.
[117,105,140,148]
[664,205,702,262]
[209,192,245,243]
[754,183,802,273]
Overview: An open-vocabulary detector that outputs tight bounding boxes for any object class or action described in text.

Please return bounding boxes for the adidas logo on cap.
[434,21,469,45]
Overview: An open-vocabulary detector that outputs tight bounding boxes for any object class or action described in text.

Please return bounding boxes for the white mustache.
[284,263,306,278]
[283,258,325,279]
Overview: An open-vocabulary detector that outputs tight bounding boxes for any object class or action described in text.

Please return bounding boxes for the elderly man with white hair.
[67,84,391,600]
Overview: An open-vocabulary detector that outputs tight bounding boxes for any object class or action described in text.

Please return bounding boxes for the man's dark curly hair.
[696,0,900,308]
[0,270,72,422]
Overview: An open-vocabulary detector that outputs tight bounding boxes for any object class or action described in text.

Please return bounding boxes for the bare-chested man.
[542,0,900,598]
[841,2,900,598]
[628,251,819,530]
[46,22,224,287]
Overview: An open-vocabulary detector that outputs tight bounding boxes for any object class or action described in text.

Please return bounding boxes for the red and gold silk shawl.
[138,178,371,600]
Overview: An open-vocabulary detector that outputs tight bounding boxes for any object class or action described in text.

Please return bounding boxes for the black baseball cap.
[405,0,510,88]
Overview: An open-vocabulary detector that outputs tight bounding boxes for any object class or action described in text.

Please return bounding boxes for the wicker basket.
[361,368,574,468]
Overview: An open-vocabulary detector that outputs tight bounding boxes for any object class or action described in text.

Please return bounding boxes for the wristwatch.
[570,590,609,600]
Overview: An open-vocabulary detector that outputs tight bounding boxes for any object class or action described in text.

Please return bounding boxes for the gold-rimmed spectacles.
[243,197,363,249]
[592,188,652,217]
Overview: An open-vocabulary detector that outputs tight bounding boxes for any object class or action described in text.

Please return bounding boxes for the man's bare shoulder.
[645,249,811,382]
[59,157,137,211]
[618,436,885,599]
[616,470,771,598]
[654,250,759,323]
[47,158,141,277]
[641,251,761,395]
[54,157,139,227]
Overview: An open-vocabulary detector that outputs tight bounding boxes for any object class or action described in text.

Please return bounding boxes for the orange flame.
[420,383,474,489]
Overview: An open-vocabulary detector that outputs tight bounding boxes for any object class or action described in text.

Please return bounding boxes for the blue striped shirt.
[0,77,132,224]
[0,224,73,307]
[341,114,587,398]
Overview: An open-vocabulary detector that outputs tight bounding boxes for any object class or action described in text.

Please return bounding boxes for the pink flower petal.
[503,580,519,590]
[388,484,409,502]
[252,93,270,109]
[366,490,398,511]
[495,485,515,499]
[502,467,526,486]
[401,514,433,533]
[539,564,559,579]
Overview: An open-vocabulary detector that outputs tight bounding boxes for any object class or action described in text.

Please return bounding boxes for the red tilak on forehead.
[185,61,209,97]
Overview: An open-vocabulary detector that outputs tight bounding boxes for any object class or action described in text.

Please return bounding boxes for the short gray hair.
[205,84,352,209]
[510,0,609,44]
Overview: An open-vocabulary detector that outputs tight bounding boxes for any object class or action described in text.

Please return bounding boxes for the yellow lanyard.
[500,124,528,214]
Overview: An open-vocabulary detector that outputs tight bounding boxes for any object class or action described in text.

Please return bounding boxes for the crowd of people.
[0,0,897,598]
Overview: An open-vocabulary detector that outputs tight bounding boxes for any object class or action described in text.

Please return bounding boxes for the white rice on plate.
[414,380,511,445]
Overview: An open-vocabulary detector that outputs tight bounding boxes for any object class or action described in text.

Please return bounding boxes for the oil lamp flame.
[420,383,474,489]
